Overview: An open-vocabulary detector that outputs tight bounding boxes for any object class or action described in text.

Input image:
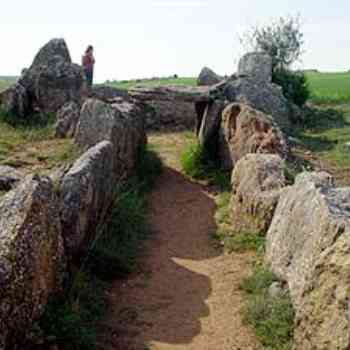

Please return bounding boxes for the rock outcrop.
[230,154,286,234]
[75,98,146,180]
[218,103,288,170]
[59,141,114,257]
[0,38,87,119]
[266,172,350,350]
[0,175,66,349]
[55,101,81,138]
[0,166,24,191]
[197,67,222,86]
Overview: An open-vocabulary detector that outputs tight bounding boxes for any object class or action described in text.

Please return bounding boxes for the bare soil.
[96,132,260,350]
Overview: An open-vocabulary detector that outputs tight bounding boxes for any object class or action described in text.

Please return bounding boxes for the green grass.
[180,141,231,191]
[241,266,295,350]
[295,104,350,172]
[105,77,197,90]
[306,72,350,104]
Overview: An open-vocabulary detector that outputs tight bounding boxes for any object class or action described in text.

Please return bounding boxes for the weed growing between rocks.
[33,145,162,349]
[180,141,231,191]
[241,264,295,350]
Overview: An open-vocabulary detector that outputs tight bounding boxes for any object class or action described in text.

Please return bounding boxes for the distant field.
[306,72,350,104]
[106,77,196,90]
[0,77,17,92]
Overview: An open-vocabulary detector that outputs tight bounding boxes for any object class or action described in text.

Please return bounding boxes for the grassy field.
[0,76,17,92]
[306,72,350,104]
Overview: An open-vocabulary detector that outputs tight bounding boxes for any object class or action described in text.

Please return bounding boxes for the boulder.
[222,76,291,131]
[0,83,31,118]
[0,175,66,349]
[197,67,222,86]
[0,166,24,191]
[2,38,87,119]
[55,101,81,138]
[197,100,226,151]
[230,154,286,234]
[75,98,146,180]
[218,103,288,170]
[59,141,114,258]
[265,172,350,350]
[238,52,272,83]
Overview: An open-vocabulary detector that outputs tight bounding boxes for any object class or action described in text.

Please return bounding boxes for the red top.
[82,53,95,70]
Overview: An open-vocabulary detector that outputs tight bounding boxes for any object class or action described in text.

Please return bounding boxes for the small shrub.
[272,69,310,107]
[180,142,206,178]
[241,266,295,350]
[180,141,231,191]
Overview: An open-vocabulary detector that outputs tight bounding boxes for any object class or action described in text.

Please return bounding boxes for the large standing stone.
[1,38,87,119]
[238,52,272,83]
[218,103,288,170]
[55,101,81,138]
[265,172,350,350]
[75,98,146,180]
[0,175,66,349]
[197,67,222,86]
[230,154,286,234]
[59,141,114,257]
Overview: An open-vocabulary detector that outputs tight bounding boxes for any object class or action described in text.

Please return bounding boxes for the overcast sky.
[1,0,349,82]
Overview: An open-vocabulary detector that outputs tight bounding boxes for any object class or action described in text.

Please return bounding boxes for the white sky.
[1,0,350,82]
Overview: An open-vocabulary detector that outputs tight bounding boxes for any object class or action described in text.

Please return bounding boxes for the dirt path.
[97,135,260,350]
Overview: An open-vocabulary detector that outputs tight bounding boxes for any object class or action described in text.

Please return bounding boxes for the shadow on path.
[97,167,219,349]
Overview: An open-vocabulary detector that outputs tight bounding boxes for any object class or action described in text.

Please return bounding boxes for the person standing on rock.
[82,45,95,87]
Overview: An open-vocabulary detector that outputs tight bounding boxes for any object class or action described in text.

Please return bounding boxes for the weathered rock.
[230,154,286,234]
[0,166,24,191]
[1,39,87,119]
[0,175,66,349]
[238,52,272,83]
[55,101,81,138]
[130,85,211,130]
[59,141,114,257]
[198,100,226,151]
[75,98,146,180]
[265,171,350,350]
[0,83,31,118]
[218,103,288,170]
[90,85,129,102]
[222,77,291,131]
[197,67,222,86]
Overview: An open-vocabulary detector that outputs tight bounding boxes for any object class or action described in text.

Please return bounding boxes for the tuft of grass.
[180,141,231,191]
[38,271,106,350]
[217,232,266,254]
[241,266,295,350]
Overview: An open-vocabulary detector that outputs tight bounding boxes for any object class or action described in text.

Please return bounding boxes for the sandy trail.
[97,163,259,350]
